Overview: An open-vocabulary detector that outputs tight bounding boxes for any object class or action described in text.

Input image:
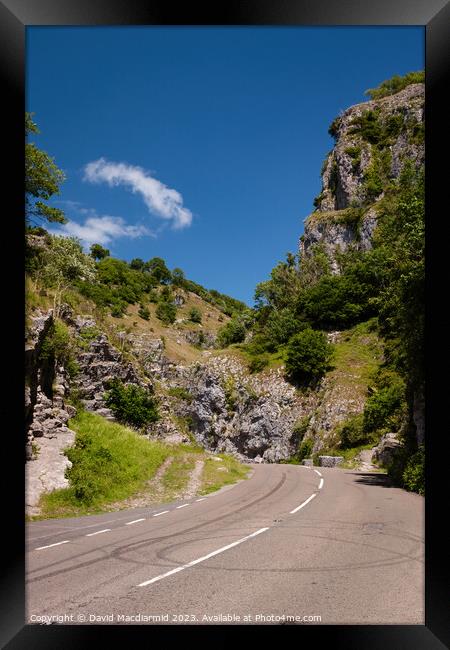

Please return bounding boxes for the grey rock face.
[176,355,319,462]
[25,310,79,514]
[300,83,424,274]
[373,432,403,467]
[72,328,147,413]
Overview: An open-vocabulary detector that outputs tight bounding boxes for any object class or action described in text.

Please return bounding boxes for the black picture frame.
[2,1,448,648]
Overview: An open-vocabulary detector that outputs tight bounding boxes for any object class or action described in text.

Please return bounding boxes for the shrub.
[248,354,269,374]
[39,320,72,364]
[363,369,405,433]
[217,318,247,347]
[292,415,311,442]
[104,379,159,429]
[328,116,341,139]
[155,301,177,325]
[339,414,369,449]
[365,71,424,100]
[138,304,150,320]
[188,307,202,323]
[296,438,313,462]
[167,386,192,402]
[349,109,383,145]
[402,446,425,495]
[110,300,127,318]
[285,329,333,385]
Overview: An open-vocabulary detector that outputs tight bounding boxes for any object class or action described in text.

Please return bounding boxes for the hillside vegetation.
[37,412,250,519]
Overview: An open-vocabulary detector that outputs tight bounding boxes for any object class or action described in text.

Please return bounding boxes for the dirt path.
[356,448,379,472]
[181,459,205,499]
[104,456,175,511]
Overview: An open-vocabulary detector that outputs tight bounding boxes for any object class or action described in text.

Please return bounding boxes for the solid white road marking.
[125,519,146,525]
[318,478,324,490]
[35,540,70,551]
[290,493,317,514]
[314,469,322,477]
[176,504,190,509]
[153,510,169,517]
[195,498,206,502]
[85,529,111,537]
[138,527,270,587]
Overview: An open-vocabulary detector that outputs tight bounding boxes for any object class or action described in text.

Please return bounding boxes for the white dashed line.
[153,510,169,517]
[125,518,146,525]
[138,527,269,587]
[318,478,324,490]
[290,493,317,514]
[85,529,111,537]
[35,540,70,551]
[195,498,207,502]
[314,469,322,477]
[176,504,190,509]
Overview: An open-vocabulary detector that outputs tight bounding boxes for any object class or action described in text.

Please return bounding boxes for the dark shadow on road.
[349,472,394,488]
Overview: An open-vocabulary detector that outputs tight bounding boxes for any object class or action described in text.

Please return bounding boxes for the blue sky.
[26,27,424,305]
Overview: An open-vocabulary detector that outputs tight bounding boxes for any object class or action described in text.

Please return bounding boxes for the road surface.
[26,464,424,625]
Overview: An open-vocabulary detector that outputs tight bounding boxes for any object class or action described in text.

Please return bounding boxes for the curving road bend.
[26,465,424,625]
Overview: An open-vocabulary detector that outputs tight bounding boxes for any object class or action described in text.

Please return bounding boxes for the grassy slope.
[37,412,250,519]
[330,320,383,396]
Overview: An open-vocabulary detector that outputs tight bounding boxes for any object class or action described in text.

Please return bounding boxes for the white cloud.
[53,214,153,248]
[83,158,193,229]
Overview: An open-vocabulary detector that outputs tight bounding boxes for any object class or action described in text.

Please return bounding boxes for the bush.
[138,304,150,320]
[296,438,313,462]
[339,414,369,449]
[104,379,159,429]
[39,320,72,364]
[285,329,334,385]
[402,446,425,495]
[365,70,424,100]
[111,300,127,318]
[248,354,269,374]
[217,318,247,347]
[263,308,308,349]
[167,386,193,402]
[188,307,202,323]
[155,301,177,325]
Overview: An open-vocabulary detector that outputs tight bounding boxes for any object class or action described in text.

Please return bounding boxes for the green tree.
[144,257,171,284]
[171,267,186,287]
[130,258,145,270]
[90,243,110,260]
[285,329,333,385]
[41,235,96,316]
[254,252,301,311]
[25,113,67,225]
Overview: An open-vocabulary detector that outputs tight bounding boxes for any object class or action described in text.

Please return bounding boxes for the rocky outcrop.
[72,318,147,416]
[373,432,403,468]
[25,309,78,514]
[168,354,320,463]
[300,83,424,273]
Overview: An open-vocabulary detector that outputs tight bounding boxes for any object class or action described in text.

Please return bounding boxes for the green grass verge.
[199,454,251,495]
[38,411,171,518]
[35,412,251,519]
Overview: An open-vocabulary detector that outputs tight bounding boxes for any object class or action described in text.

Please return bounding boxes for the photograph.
[24,24,425,628]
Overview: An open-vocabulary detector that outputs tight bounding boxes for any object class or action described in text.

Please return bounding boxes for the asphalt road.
[26,464,424,625]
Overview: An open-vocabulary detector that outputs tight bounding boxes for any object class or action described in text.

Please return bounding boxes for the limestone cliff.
[300,83,424,273]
